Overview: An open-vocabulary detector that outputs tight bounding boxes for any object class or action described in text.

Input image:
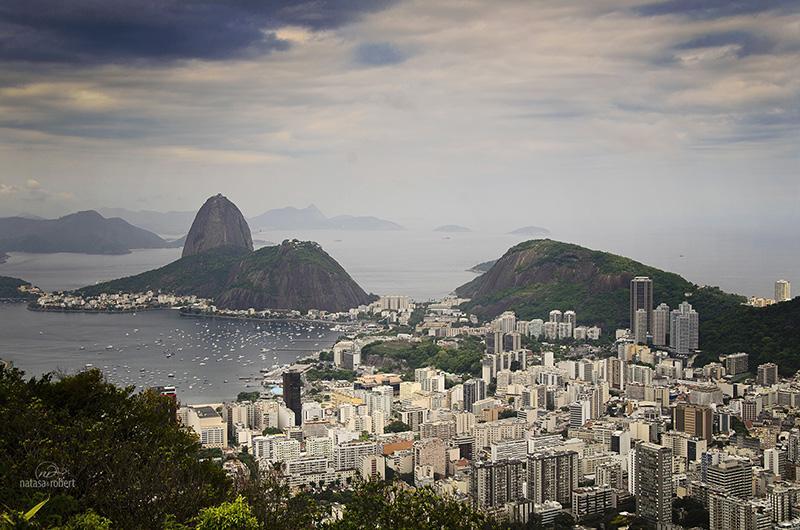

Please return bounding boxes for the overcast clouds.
[0,0,797,232]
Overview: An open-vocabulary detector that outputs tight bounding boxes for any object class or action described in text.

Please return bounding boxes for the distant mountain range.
[98,208,197,235]
[434,225,471,233]
[0,211,170,255]
[101,204,403,233]
[81,196,374,311]
[249,205,403,231]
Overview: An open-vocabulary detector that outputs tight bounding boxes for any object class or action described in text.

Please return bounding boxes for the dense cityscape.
[137,276,796,530]
[1,1,798,528]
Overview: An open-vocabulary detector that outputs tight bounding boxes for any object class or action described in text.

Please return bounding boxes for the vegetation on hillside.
[0,367,228,529]
[454,239,800,370]
[697,297,800,374]
[77,246,247,298]
[0,275,33,299]
[457,239,740,328]
[360,336,484,376]
[77,240,372,312]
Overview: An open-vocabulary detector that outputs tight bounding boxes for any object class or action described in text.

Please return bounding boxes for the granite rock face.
[182,194,253,258]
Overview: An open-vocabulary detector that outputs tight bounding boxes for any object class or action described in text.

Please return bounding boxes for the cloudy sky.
[0,0,797,232]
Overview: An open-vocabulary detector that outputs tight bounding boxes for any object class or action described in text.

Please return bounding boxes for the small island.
[508,225,551,236]
[433,224,471,233]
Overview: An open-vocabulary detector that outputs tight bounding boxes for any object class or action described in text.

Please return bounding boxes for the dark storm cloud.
[637,0,797,19]
[354,42,407,67]
[0,0,397,64]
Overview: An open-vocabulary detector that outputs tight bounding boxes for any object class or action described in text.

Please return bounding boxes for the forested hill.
[456,239,800,373]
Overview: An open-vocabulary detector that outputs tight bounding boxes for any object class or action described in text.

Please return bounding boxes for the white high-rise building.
[776,280,792,302]
[651,303,670,347]
[549,310,563,323]
[670,301,699,355]
[494,311,517,333]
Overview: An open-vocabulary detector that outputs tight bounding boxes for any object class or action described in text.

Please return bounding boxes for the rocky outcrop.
[81,239,372,312]
[214,240,373,311]
[182,194,253,258]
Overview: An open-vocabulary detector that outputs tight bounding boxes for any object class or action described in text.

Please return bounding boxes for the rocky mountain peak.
[182,194,253,258]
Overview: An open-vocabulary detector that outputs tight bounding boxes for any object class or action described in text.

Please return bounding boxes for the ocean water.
[0,304,339,404]
[1,228,795,300]
[0,228,796,404]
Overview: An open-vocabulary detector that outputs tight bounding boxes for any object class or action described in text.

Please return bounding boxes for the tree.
[263,427,283,435]
[194,496,259,530]
[240,464,327,529]
[60,510,113,530]
[236,391,261,402]
[384,420,412,433]
[0,367,228,529]
[324,479,490,530]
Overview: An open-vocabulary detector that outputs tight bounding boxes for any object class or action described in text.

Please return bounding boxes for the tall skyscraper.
[634,442,672,525]
[470,459,526,509]
[630,277,653,332]
[282,369,303,426]
[563,310,577,328]
[776,280,791,302]
[549,310,563,323]
[463,378,486,413]
[527,450,579,506]
[669,301,699,355]
[652,303,670,346]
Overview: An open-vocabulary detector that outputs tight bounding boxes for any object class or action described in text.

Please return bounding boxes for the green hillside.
[78,245,247,298]
[78,240,372,312]
[456,239,742,328]
[0,276,36,300]
[454,239,800,373]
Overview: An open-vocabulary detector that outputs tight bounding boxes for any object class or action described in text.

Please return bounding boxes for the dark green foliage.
[0,367,229,529]
[318,351,334,362]
[457,239,729,328]
[77,246,247,298]
[237,391,261,402]
[360,336,484,376]
[673,496,709,528]
[305,367,356,382]
[239,464,328,529]
[455,239,800,372]
[77,240,373,312]
[0,275,33,299]
[384,420,412,433]
[262,427,283,435]
[696,297,800,375]
[324,479,490,530]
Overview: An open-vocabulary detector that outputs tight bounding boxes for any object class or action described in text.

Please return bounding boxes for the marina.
[0,303,341,403]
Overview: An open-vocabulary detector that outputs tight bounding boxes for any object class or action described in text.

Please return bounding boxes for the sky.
[0,0,797,232]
